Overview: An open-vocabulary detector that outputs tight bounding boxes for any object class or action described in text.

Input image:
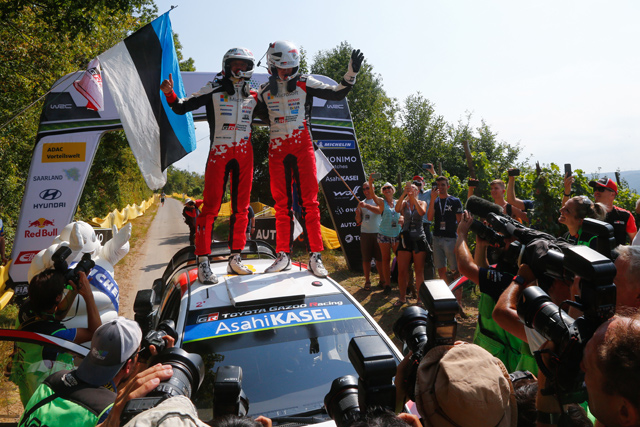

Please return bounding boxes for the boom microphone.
[465,196,504,218]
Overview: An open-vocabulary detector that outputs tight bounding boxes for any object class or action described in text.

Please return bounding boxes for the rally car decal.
[184,301,364,343]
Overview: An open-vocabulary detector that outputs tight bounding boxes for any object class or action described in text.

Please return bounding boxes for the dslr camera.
[324,335,397,427]
[517,245,617,403]
[52,245,95,286]
[120,346,205,424]
[392,280,459,401]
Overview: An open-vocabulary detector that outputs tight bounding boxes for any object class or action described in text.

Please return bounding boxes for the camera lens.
[393,306,429,355]
[148,347,205,398]
[324,375,360,427]
[517,286,573,346]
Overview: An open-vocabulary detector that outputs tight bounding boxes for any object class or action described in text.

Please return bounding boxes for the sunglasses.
[363,187,370,191]
[594,187,613,193]
[382,186,392,191]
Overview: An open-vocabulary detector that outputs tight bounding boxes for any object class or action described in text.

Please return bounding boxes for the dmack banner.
[10,73,365,284]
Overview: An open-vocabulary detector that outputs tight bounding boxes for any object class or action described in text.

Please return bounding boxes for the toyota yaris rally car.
[134,241,406,425]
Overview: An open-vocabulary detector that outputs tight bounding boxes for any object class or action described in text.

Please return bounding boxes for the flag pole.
[332,167,360,203]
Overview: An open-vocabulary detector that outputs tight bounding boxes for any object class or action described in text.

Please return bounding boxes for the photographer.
[395,342,518,427]
[536,310,640,427]
[9,268,101,405]
[493,265,571,355]
[455,210,524,371]
[558,196,607,249]
[18,317,172,427]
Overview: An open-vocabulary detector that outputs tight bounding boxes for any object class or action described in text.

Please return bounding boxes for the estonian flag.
[99,12,196,189]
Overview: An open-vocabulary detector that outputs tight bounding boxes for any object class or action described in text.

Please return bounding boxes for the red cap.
[412,175,424,182]
[589,178,618,194]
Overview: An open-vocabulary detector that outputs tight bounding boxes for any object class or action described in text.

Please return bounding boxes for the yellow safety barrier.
[0,259,14,310]
[90,194,157,228]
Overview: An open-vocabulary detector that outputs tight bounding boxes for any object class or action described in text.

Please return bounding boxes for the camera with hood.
[465,196,616,287]
[324,335,397,427]
[391,280,459,401]
[120,347,205,424]
[517,245,617,403]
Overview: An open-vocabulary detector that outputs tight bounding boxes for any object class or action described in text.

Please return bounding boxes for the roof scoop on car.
[224,271,310,308]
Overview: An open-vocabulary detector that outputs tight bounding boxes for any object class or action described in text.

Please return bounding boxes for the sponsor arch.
[9,72,367,287]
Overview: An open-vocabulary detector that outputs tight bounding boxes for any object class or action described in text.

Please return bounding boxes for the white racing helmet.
[222,47,255,80]
[267,40,300,81]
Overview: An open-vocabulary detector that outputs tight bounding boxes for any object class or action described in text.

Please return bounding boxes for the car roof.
[179,259,343,312]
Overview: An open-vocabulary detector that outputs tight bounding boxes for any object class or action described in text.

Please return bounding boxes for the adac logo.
[28,218,55,228]
[39,189,62,200]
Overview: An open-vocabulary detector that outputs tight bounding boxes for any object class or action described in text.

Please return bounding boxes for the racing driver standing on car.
[161,47,258,284]
[257,40,364,278]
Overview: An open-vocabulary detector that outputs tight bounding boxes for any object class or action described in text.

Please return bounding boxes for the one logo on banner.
[15,251,40,265]
[25,218,58,238]
[333,185,360,201]
[316,140,355,150]
[39,189,62,201]
[63,168,81,181]
[32,175,63,182]
[42,142,86,163]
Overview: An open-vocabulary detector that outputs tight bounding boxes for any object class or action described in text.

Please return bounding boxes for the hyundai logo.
[39,189,62,200]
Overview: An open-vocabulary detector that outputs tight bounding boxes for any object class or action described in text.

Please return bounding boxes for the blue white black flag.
[99,12,196,189]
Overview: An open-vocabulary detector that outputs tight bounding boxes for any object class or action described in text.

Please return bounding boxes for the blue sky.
[157,0,640,176]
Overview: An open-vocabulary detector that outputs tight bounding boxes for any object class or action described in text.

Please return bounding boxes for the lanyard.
[438,197,449,218]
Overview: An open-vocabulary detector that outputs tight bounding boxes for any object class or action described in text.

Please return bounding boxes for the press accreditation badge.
[440,221,446,231]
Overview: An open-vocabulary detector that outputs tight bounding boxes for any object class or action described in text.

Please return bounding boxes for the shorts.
[433,236,457,270]
[361,232,382,262]
[377,234,399,245]
[397,231,428,254]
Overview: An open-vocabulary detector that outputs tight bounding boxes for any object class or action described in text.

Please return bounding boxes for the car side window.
[159,288,181,324]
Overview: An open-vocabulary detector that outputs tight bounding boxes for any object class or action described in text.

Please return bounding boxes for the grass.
[0,303,20,422]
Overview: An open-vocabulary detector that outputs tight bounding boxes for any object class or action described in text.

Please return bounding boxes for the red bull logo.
[25,218,57,238]
[28,218,55,228]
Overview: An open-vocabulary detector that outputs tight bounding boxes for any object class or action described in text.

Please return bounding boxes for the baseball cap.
[589,177,617,194]
[76,317,142,386]
[184,198,193,205]
[412,175,424,182]
[415,343,517,427]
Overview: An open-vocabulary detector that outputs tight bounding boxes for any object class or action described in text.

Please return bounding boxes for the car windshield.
[182,294,389,421]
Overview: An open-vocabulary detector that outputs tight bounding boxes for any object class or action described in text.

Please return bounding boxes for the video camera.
[392,280,458,401]
[324,335,397,427]
[517,245,617,403]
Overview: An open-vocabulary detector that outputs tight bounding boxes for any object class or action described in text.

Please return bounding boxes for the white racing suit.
[256,74,352,253]
[165,75,257,256]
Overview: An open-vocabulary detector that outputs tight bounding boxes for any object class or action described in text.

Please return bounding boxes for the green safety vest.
[9,318,75,406]
[473,293,524,372]
[19,370,114,427]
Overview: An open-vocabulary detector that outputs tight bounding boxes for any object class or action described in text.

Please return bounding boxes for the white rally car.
[133,241,408,425]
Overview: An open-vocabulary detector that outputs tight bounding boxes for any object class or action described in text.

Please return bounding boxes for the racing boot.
[197,256,218,284]
[308,252,328,278]
[264,251,291,273]
[227,253,253,275]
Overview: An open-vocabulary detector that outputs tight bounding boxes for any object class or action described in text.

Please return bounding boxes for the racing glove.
[344,49,364,86]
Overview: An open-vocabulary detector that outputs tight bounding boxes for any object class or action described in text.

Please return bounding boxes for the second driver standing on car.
[256,40,364,278]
